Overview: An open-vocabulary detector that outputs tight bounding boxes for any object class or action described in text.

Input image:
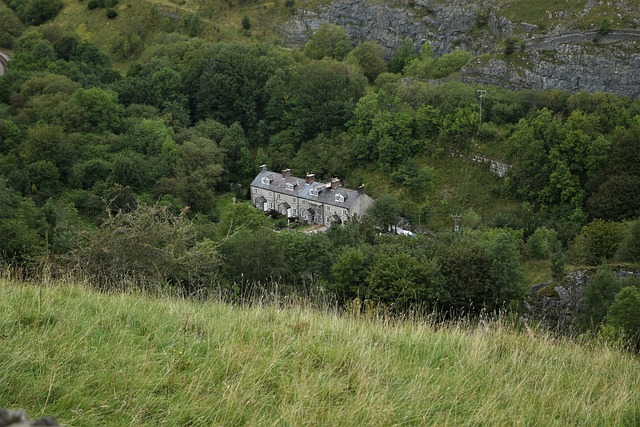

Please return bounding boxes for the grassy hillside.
[1,279,639,426]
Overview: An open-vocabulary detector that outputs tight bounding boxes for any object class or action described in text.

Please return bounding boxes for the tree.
[8,0,64,26]
[73,203,221,292]
[367,194,401,232]
[602,286,640,348]
[388,38,418,74]
[221,229,287,289]
[345,41,387,83]
[216,202,269,237]
[365,251,444,306]
[580,269,624,331]
[303,23,352,60]
[616,220,640,263]
[329,246,369,300]
[576,219,625,265]
[289,60,366,140]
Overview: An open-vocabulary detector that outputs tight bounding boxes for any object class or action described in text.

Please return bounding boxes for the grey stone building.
[250,166,374,225]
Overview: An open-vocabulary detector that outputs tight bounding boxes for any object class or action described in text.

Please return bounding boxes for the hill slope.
[1,280,639,426]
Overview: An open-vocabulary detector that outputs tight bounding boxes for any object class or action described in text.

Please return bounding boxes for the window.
[310,188,318,197]
[286,183,294,191]
[261,177,270,185]
[268,202,273,209]
[293,208,297,216]
[335,194,344,203]
[293,197,297,203]
[343,209,348,215]
[253,188,257,193]
[302,200,306,205]
[326,205,331,212]
[277,193,281,199]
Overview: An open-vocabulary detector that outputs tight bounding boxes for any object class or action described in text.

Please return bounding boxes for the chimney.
[282,168,291,178]
[260,164,268,172]
[358,184,365,195]
[331,178,341,190]
[305,173,315,184]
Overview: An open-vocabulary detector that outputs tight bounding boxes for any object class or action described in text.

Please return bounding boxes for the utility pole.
[451,213,462,232]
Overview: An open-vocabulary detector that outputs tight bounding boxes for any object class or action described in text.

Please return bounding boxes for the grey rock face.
[525,268,640,333]
[0,409,60,427]
[461,30,640,98]
[279,0,640,97]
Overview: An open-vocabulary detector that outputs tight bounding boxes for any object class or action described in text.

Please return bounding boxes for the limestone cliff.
[279,0,640,98]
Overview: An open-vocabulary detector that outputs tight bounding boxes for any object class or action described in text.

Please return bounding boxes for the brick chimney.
[260,164,268,172]
[358,184,365,195]
[305,173,315,184]
[282,168,291,178]
[331,178,341,190]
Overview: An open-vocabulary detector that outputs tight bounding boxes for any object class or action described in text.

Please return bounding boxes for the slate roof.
[250,169,369,210]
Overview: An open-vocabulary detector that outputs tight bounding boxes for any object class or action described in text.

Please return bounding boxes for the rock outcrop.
[278,0,640,98]
[0,409,60,427]
[525,268,640,333]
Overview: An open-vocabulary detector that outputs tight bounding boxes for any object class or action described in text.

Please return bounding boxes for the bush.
[573,219,625,265]
[241,15,251,30]
[73,203,222,293]
[526,227,559,260]
[106,8,118,19]
[87,0,103,10]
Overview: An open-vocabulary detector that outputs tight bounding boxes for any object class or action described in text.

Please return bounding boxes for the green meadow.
[1,279,639,426]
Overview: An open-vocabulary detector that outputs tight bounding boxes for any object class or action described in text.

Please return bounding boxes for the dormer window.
[310,187,321,197]
[335,194,345,203]
[261,174,275,185]
[286,181,298,191]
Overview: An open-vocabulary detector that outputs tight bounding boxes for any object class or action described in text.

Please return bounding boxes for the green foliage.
[388,38,418,74]
[288,59,366,140]
[6,0,63,26]
[217,202,269,237]
[366,193,401,231]
[602,286,640,347]
[616,220,640,263]
[73,202,221,292]
[303,23,352,61]
[580,269,624,331]
[221,228,287,286]
[241,15,251,30]
[106,8,118,19]
[526,227,559,260]
[405,47,470,79]
[575,219,625,265]
[345,41,387,83]
[598,18,612,35]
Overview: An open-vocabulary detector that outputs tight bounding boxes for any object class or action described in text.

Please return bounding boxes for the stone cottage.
[250,166,374,225]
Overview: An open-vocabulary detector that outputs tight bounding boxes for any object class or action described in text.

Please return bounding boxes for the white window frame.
[326,205,331,212]
[286,183,294,191]
[335,194,344,203]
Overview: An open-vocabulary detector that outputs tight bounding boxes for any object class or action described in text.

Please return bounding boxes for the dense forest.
[1,2,640,344]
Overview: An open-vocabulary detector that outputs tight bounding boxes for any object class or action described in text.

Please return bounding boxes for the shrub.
[73,203,221,293]
[87,0,103,10]
[106,8,118,19]
[241,15,251,30]
[526,227,559,260]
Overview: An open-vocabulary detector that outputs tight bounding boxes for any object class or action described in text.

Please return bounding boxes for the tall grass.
[1,278,639,426]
